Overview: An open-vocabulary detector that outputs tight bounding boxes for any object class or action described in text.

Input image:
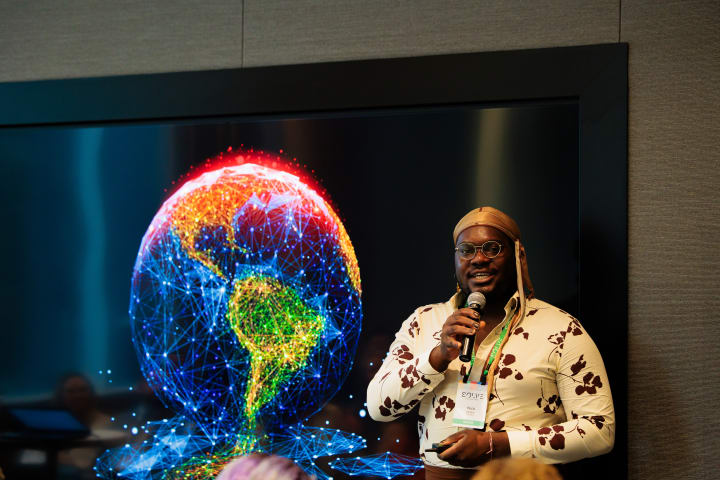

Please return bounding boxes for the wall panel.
[0,0,244,82]
[243,0,618,66]
[621,1,720,478]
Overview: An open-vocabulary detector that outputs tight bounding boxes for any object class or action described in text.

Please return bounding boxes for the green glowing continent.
[226,276,325,427]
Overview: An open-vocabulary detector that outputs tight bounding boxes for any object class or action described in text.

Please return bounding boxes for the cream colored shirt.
[366,292,615,466]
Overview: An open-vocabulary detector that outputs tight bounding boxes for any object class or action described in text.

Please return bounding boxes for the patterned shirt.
[366,292,615,467]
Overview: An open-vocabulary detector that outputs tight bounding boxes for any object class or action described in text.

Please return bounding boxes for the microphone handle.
[459,334,474,363]
[459,302,483,363]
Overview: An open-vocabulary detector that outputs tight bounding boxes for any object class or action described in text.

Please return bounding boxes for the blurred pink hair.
[216,453,314,480]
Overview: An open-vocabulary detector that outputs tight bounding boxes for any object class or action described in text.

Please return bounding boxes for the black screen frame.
[0,43,628,477]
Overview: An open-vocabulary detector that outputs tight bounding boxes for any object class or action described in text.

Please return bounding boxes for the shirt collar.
[504,292,521,317]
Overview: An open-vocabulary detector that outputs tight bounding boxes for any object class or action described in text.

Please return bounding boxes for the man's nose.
[470,251,490,264]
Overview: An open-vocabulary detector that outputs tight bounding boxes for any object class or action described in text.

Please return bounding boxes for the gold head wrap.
[453,206,534,301]
[453,206,534,394]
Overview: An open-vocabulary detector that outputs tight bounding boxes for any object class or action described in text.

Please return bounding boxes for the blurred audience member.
[55,373,111,429]
[216,453,314,480]
[471,458,562,480]
[55,373,116,479]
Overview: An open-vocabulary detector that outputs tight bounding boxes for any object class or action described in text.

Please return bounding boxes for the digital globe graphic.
[95,150,421,479]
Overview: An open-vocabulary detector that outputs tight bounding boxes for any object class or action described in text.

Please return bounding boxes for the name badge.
[452,381,488,429]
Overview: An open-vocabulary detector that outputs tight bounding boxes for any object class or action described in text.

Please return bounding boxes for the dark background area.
[0,102,579,400]
[0,102,584,478]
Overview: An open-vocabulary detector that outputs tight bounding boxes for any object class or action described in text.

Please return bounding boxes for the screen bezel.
[0,43,628,475]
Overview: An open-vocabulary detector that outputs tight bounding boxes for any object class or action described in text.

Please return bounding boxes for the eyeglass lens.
[457,241,502,259]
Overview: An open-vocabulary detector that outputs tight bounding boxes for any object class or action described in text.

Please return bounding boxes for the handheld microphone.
[459,292,486,363]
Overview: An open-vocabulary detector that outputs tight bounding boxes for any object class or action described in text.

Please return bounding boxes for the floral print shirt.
[366,292,615,467]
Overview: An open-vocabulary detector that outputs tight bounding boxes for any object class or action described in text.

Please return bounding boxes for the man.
[367,207,614,479]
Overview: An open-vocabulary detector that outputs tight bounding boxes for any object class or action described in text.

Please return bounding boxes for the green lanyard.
[462,319,512,384]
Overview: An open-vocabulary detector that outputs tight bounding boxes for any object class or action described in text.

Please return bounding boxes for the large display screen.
[0,103,579,398]
[0,44,627,480]
[0,102,579,477]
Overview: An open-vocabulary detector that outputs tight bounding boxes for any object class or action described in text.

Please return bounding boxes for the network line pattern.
[329,452,425,479]
[95,152,422,479]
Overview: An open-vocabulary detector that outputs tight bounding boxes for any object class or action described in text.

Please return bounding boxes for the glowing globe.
[129,157,362,438]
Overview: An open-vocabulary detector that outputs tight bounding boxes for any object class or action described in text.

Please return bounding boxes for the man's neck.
[481,291,515,326]
[471,295,514,350]
[456,289,516,326]
[481,308,506,330]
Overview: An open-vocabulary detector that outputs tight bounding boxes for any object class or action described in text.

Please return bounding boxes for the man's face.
[454,225,516,304]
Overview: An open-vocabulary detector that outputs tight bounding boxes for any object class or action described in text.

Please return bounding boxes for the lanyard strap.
[480,321,511,384]
[462,319,511,384]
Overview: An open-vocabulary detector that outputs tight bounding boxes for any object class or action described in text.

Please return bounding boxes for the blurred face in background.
[60,375,94,417]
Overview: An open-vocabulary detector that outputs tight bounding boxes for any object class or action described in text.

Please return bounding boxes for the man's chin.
[459,282,506,302]
[467,284,515,305]
[468,281,494,296]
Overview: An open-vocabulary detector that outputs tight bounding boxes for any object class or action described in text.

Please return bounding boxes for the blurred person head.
[471,458,562,480]
[216,453,314,480]
[55,372,97,423]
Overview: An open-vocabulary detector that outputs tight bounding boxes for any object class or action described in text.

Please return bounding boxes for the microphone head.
[467,292,487,310]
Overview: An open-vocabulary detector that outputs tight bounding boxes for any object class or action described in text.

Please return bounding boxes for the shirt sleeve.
[366,308,447,421]
[507,319,615,463]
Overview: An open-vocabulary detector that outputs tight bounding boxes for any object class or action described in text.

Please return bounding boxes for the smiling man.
[367,207,615,480]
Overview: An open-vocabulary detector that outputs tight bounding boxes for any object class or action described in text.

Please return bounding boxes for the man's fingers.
[442,338,462,350]
[449,315,481,330]
[437,440,462,460]
[454,310,480,322]
[437,431,479,465]
[440,431,464,444]
[457,307,481,319]
[449,325,476,337]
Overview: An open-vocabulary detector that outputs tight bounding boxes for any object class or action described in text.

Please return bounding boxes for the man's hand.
[437,430,510,467]
[429,308,485,372]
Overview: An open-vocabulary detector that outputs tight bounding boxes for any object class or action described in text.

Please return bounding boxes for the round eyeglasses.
[455,240,503,260]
